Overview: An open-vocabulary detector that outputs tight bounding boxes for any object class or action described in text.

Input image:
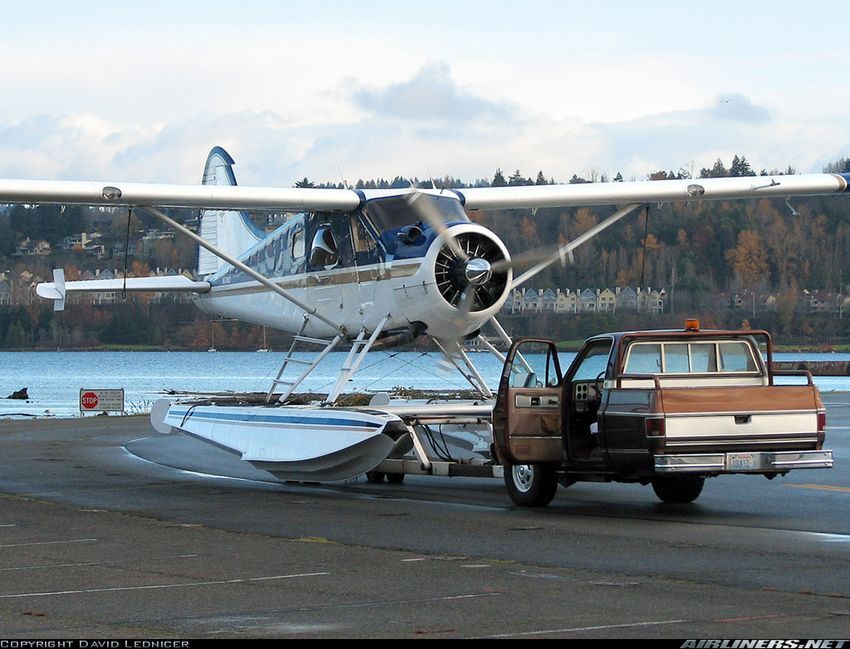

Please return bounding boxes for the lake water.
[2,350,849,418]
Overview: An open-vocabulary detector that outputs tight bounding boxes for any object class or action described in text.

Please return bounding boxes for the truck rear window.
[624,341,757,375]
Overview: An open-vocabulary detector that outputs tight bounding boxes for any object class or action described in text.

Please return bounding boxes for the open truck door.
[493,338,563,506]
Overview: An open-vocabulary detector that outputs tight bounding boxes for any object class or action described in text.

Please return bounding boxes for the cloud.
[0,75,844,191]
[352,62,516,123]
[712,93,772,124]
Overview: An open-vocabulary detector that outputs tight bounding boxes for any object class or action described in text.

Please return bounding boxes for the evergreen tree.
[700,158,729,178]
[508,170,528,186]
[730,155,755,177]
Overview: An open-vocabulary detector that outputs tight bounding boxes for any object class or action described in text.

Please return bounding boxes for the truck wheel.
[504,464,559,507]
[651,476,705,504]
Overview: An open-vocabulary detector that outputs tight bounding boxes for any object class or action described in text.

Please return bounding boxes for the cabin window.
[291,226,305,259]
[365,194,469,231]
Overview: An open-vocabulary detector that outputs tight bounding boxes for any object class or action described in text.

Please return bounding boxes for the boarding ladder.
[265,317,342,403]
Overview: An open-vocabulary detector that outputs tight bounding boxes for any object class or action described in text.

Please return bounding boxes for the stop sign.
[81,391,99,409]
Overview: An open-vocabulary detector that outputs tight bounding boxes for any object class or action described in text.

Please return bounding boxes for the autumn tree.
[725,230,769,287]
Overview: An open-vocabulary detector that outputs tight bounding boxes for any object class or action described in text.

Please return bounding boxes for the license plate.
[728,452,758,471]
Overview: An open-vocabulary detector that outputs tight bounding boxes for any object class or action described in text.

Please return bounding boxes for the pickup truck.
[492,322,833,507]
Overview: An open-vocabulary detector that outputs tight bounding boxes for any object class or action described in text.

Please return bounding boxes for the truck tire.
[651,476,705,504]
[504,464,559,507]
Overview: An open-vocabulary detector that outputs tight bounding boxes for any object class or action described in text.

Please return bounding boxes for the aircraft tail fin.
[197,147,263,277]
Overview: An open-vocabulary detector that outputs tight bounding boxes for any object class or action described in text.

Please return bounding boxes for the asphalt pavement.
[0,395,848,638]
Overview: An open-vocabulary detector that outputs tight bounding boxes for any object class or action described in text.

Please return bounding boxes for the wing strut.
[326,316,389,404]
[137,205,343,333]
[432,337,494,399]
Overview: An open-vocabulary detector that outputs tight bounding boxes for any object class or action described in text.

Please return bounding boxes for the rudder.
[197,147,264,277]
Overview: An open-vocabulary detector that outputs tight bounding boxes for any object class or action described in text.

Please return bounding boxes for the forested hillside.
[2,155,850,349]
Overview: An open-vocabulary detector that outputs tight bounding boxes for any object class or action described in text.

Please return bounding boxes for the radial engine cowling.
[397,223,512,340]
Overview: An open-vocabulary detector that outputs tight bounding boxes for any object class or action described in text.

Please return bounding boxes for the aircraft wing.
[0,179,362,212]
[454,173,850,210]
[1,173,848,212]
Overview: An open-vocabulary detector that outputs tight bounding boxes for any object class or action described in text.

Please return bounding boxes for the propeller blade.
[406,191,468,262]
[490,244,568,274]
[492,202,644,290]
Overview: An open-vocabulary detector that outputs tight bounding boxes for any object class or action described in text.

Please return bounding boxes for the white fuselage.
[194,222,512,341]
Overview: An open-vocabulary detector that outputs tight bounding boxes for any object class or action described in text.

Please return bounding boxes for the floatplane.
[1,148,848,483]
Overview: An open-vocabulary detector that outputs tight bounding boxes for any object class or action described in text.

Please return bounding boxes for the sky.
[1,0,848,187]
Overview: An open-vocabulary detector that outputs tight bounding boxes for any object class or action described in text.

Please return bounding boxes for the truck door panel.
[603,388,657,472]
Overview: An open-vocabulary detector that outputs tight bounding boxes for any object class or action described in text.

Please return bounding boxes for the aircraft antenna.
[422,158,437,191]
[334,156,350,190]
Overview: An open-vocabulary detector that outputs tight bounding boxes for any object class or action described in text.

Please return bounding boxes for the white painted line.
[0,538,97,549]
[799,531,850,543]
[0,554,199,572]
[479,619,688,638]
[0,524,17,528]
[401,558,428,562]
[0,571,331,599]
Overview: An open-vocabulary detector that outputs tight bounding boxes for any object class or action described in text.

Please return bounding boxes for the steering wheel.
[592,371,606,398]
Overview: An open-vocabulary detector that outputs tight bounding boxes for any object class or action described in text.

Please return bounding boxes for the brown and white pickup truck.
[492,322,833,507]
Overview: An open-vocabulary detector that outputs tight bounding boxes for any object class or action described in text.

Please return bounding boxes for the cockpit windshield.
[364,194,469,232]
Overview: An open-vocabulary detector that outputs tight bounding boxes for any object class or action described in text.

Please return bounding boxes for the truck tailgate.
[659,385,822,449]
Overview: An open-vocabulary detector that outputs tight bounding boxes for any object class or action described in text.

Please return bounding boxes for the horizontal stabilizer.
[36,274,211,308]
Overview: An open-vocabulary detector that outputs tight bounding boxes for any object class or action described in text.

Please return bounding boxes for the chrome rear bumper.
[655,450,833,473]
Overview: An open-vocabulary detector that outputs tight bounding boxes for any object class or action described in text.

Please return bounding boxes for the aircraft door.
[349,214,381,315]
[492,339,564,465]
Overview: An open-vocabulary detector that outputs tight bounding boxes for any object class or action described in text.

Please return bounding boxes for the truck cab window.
[690,343,717,372]
[624,343,661,374]
[572,340,613,381]
[719,342,757,372]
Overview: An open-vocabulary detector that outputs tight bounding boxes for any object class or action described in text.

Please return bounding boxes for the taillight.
[817,410,826,433]
[645,417,666,437]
